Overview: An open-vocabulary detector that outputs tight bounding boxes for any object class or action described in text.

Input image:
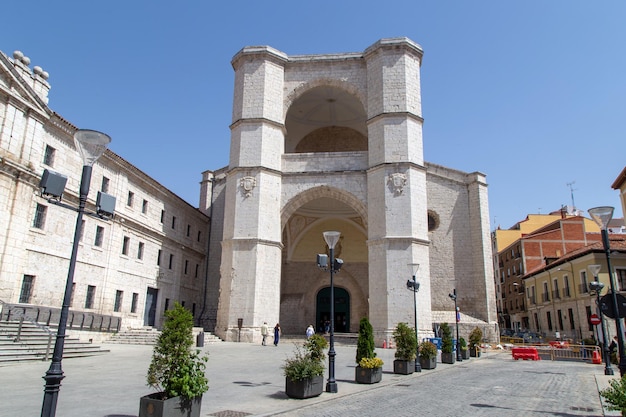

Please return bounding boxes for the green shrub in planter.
[600,375,626,415]
[393,322,417,361]
[356,317,376,364]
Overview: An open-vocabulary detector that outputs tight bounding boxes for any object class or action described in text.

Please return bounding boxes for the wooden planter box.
[355,366,382,384]
[441,352,456,364]
[139,393,202,417]
[285,375,324,399]
[393,359,415,375]
[419,356,437,370]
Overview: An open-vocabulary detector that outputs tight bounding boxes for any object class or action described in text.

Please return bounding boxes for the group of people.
[260,322,281,346]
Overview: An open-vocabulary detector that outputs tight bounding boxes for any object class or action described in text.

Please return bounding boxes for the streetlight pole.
[449,289,462,362]
[589,206,626,377]
[41,130,111,417]
[323,231,340,393]
[589,265,613,376]
[407,263,421,372]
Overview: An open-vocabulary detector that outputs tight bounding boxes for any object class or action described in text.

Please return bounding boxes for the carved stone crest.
[240,176,257,197]
[388,173,407,195]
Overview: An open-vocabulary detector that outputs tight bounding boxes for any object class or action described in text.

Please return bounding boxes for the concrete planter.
[441,352,456,364]
[393,359,415,375]
[355,366,382,384]
[419,356,437,370]
[139,393,202,417]
[285,375,324,399]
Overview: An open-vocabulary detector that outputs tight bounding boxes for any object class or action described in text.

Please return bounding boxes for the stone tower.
[203,37,497,344]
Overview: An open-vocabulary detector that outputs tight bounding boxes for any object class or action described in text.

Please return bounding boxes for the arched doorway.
[316,287,350,333]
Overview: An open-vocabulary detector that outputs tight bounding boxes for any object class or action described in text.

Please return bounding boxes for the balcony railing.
[579,283,589,294]
[552,289,561,299]
[542,293,550,302]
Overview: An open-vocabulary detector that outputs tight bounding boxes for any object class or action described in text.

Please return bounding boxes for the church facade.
[200,38,498,344]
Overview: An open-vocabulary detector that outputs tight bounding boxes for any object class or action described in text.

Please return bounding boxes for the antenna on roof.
[566,181,577,209]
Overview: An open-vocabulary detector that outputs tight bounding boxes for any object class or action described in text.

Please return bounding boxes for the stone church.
[200,37,498,344]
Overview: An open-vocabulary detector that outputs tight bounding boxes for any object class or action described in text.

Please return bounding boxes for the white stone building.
[200,38,498,344]
[0,50,209,331]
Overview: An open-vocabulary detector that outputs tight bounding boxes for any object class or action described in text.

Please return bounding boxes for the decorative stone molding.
[239,176,257,197]
[388,173,407,195]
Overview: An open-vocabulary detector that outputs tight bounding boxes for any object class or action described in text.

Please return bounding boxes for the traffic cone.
[592,350,602,364]
[382,339,387,349]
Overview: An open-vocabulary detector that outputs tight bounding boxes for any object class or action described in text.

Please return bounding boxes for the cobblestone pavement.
[269,355,610,417]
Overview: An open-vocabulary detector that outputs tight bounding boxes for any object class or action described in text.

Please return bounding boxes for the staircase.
[106,327,223,346]
[0,320,109,364]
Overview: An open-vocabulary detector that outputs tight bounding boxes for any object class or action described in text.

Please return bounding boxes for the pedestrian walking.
[306,324,315,339]
[273,323,281,346]
[261,321,268,346]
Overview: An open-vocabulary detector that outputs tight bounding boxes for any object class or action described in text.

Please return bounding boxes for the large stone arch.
[284,78,366,121]
[281,185,368,231]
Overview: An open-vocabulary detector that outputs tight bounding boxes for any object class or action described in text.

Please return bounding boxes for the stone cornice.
[366,111,424,126]
[229,117,285,132]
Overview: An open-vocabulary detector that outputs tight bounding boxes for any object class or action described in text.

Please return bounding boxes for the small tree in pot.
[393,322,417,375]
[283,334,328,398]
[419,340,437,370]
[440,322,455,364]
[355,317,383,384]
[140,302,208,417]
[469,327,483,357]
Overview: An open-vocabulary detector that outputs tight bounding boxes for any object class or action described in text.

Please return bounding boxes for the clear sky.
[2,1,624,230]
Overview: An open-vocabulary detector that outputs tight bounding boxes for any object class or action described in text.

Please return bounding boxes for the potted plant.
[600,375,626,416]
[392,322,417,375]
[283,333,328,399]
[355,317,383,384]
[140,302,208,417]
[469,327,482,358]
[459,337,470,359]
[440,323,455,364]
[419,340,437,370]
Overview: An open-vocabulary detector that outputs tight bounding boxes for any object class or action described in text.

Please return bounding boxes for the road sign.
[590,314,601,325]
[600,293,626,319]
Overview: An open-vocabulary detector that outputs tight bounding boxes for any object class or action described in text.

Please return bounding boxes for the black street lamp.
[40,129,111,417]
[588,206,626,377]
[407,263,421,372]
[322,231,341,393]
[588,265,613,376]
[449,289,462,362]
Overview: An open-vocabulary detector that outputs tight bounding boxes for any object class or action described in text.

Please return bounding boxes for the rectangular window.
[586,306,593,331]
[192,303,196,317]
[69,283,76,307]
[171,216,176,229]
[184,260,189,275]
[94,226,104,247]
[157,249,162,266]
[142,199,148,214]
[195,264,199,278]
[127,191,134,207]
[164,298,170,312]
[546,310,553,331]
[552,279,560,299]
[122,236,130,255]
[114,290,123,312]
[137,242,144,260]
[131,293,139,313]
[568,308,575,330]
[617,269,626,292]
[580,271,588,293]
[169,254,174,270]
[564,276,571,297]
[79,220,86,241]
[160,210,165,223]
[85,285,96,309]
[186,224,191,237]
[101,177,110,193]
[43,145,55,166]
[197,231,201,242]
[33,203,47,229]
[19,275,35,303]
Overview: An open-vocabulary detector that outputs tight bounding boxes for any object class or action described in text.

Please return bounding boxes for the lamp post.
[449,289,462,362]
[589,264,613,376]
[322,231,340,393]
[41,129,111,417]
[407,263,421,372]
[589,206,626,377]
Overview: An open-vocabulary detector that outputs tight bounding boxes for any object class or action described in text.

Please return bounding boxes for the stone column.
[364,38,432,344]
[216,46,287,342]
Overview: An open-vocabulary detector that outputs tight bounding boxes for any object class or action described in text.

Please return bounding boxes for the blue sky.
[2,1,624,229]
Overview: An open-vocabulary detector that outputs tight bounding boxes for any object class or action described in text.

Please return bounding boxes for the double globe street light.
[39,129,113,417]
[449,289,462,362]
[588,265,613,376]
[588,206,626,377]
[407,263,421,372]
